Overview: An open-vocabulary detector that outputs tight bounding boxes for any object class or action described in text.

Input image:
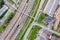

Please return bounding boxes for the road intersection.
[0,0,60,40]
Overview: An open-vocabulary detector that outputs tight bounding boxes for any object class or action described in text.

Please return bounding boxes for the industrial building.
[0,5,8,16]
[43,0,59,17]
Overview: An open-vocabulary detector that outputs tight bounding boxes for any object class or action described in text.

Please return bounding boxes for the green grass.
[30,0,41,17]
[37,12,45,23]
[58,22,60,28]
[41,0,48,10]
[52,33,60,37]
[15,17,34,40]
[28,26,40,40]
[15,0,41,40]
[0,9,8,19]
[0,0,4,7]
[0,10,16,33]
[8,0,15,4]
[0,2,2,7]
[18,0,22,7]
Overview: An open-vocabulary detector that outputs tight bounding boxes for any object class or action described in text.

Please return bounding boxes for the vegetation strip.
[37,11,45,23]
[0,9,8,19]
[0,0,4,7]
[41,0,48,10]
[8,0,15,4]
[30,0,41,17]
[15,17,33,40]
[0,10,16,33]
[28,26,40,40]
[15,0,41,40]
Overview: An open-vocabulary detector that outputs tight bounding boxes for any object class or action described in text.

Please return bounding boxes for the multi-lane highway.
[5,1,28,40]
[0,0,28,40]
[0,0,37,40]
[0,0,16,26]
[5,0,35,40]
[10,0,35,40]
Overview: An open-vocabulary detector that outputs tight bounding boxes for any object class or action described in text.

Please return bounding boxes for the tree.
[0,0,4,8]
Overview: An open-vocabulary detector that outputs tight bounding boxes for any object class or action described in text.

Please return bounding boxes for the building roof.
[0,5,8,16]
[43,0,59,17]
[45,29,52,35]
[45,16,53,25]
[51,36,56,40]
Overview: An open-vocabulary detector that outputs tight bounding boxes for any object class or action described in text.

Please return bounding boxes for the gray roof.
[0,5,8,16]
[40,37,45,40]
[45,29,52,35]
[43,0,59,17]
[51,36,56,40]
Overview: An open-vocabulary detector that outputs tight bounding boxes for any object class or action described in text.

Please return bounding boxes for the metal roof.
[0,5,8,16]
[43,0,59,17]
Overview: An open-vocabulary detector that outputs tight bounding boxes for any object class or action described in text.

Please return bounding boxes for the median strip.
[15,0,41,40]
[28,25,40,40]
[0,9,8,19]
[41,0,48,10]
[0,10,16,34]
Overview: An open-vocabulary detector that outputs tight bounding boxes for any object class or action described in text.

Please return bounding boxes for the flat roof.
[0,5,8,16]
[43,0,59,17]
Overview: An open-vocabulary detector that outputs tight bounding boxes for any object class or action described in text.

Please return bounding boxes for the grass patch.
[58,22,60,28]
[0,0,4,7]
[18,0,22,7]
[15,0,41,40]
[37,12,45,23]
[28,25,40,40]
[0,10,16,33]
[15,17,34,40]
[52,33,60,37]
[0,9,8,19]
[30,0,41,17]
[41,0,48,10]
[8,0,15,4]
[0,2,2,7]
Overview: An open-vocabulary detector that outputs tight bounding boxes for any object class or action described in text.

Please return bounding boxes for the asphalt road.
[23,1,44,40]
[10,0,35,40]
[0,1,15,26]
[33,22,60,36]
[0,0,28,40]
[5,1,28,40]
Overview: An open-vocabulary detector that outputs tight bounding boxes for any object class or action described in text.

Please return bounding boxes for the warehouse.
[0,5,8,16]
[43,0,59,17]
